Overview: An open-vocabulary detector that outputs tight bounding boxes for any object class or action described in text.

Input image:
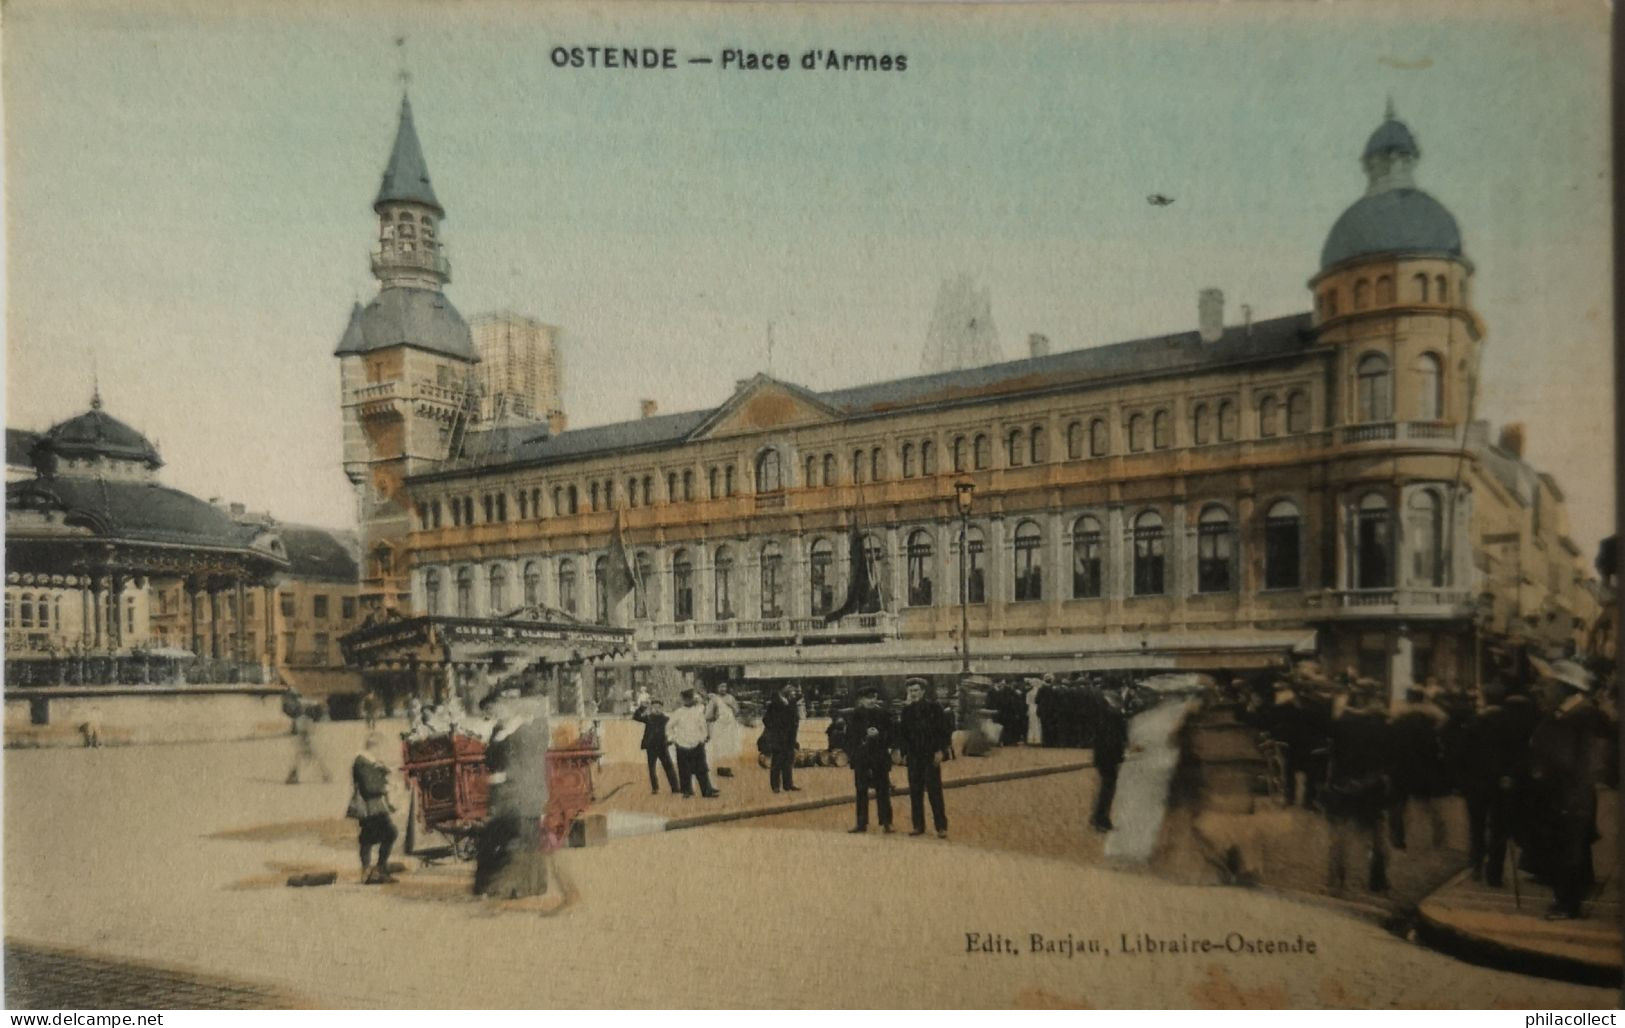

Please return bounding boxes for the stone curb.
[661,757,1094,831]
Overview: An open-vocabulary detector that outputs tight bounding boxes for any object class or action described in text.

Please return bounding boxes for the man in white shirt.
[667,689,720,798]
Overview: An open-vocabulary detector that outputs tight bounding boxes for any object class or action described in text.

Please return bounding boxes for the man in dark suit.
[761,683,802,794]
[899,678,950,838]
[1325,684,1392,894]
[633,699,679,794]
[846,687,895,834]
[1089,686,1128,832]
[1460,678,1537,886]
[1528,660,1612,919]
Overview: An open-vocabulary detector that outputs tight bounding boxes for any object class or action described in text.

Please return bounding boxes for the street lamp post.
[955,478,975,676]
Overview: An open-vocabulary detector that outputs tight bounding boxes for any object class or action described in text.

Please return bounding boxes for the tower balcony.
[1336,420,1463,447]
[371,247,451,282]
[1311,586,1476,621]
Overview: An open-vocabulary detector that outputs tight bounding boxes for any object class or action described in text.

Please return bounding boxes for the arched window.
[590,482,601,512]
[634,551,656,619]
[809,539,835,616]
[1356,353,1393,422]
[594,556,610,623]
[1152,410,1170,450]
[1089,419,1108,457]
[724,464,736,496]
[1013,521,1042,601]
[906,530,935,607]
[851,449,866,485]
[1416,353,1443,420]
[567,485,578,514]
[1258,396,1279,437]
[973,434,991,470]
[1408,489,1446,587]
[805,455,817,487]
[668,472,679,503]
[1324,289,1339,317]
[1133,511,1166,596]
[672,550,694,622]
[1353,279,1370,310]
[488,564,508,613]
[1072,516,1103,599]
[760,543,785,618]
[1007,429,1025,467]
[1196,506,1233,593]
[642,475,652,506]
[952,435,967,473]
[1066,422,1083,460]
[901,443,916,478]
[710,465,721,498]
[1191,403,1210,445]
[921,440,936,476]
[558,559,578,615]
[1354,492,1393,589]
[859,535,886,613]
[755,449,782,493]
[19,594,33,629]
[682,469,694,501]
[523,562,540,606]
[1286,391,1310,434]
[959,525,986,604]
[1128,413,1147,453]
[425,570,442,615]
[627,477,639,508]
[1376,275,1395,304]
[1029,426,1046,464]
[870,447,884,482]
[455,566,474,617]
[714,547,736,620]
[1264,500,1302,589]
[1435,275,1448,304]
[823,453,836,486]
[1413,272,1429,303]
[1218,400,1238,442]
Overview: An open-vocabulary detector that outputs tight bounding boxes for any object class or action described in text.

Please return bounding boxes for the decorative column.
[1107,506,1126,622]
[79,579,92,651]
[1045,508,1065,625]
[208,585,222,659]
[234,578,248,664]
[262,583,276,673]
[90,575,105,651]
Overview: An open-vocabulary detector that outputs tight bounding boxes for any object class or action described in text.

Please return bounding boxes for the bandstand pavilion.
[4,395,289,685]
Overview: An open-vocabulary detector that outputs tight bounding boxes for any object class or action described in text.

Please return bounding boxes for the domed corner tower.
[1309,102,1485,432]
[335,94,480,614]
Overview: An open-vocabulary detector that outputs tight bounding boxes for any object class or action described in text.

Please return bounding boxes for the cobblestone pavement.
[5,941,301,1009]
[4,723,1615,1008]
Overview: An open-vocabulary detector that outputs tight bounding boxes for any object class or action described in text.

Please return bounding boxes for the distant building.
[471,313,563,427]
[335,99,1599,709]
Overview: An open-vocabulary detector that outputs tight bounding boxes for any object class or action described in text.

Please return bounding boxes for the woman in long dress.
[705,683,742,778]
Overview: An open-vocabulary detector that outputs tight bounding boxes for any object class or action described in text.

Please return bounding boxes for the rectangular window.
[1264,518,1301,589]
[279,593,294,618]
[313,632,330,661]
[1197,527,1233,593]
[341,597,356,620]
[313,595,329,620]
[281,631,297,659]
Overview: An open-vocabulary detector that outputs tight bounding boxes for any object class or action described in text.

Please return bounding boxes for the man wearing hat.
[1088,685,1129,832]
[667,688,721,799]
[1528,659,1610,919]
[633,697,679,795]
[761,683,802,794]
[1324,683,1392,894]
[845,687,895,833]
[898,678,950,838]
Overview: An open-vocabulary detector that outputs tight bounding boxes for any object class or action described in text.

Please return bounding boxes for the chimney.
[1240,304,1253,337]
[640,399,659,419]
[1027,333,1051,359]
[1198,288,1224,344]
[735,378,751,393]
[546,410,568,435]
[229,502,246,517]
[1498,423,1526,457]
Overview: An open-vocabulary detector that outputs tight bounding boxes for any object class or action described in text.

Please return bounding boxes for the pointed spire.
[334,301,368,357]
[1384,95,1396,121]
[374,94,443,215]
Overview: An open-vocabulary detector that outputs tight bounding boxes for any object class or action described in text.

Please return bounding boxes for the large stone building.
[336,99,1597,707]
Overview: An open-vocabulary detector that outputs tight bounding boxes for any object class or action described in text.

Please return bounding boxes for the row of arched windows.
[4,592,62,630]
[1318,271,1461,319]
[1354,352,1443,423]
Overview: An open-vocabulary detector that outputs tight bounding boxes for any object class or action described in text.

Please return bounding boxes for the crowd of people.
[1248,655,1616,919]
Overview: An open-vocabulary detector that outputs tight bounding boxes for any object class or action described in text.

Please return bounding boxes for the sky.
[3,0,1613,556]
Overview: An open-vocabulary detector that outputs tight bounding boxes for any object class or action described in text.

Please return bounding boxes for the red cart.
[401,733,491,862]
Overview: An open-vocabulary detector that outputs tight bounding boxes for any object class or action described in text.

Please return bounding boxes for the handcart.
[401,733,491,863]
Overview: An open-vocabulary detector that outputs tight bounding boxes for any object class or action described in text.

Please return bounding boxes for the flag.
[603,512,636,625]
[823,516,869,624]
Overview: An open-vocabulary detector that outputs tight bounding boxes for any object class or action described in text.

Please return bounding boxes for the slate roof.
[37,407,163,468]
[278,523,359,582]
[8,477,277,554]
[333,286,476,361]
[1321,189,1463,270]
[374,95,442,215]
[1363,116,1420,160]
[417,312,1316,480]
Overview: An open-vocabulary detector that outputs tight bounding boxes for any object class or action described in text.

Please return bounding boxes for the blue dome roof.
[1320,188,1462,270]
[1363,118,1419,160]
